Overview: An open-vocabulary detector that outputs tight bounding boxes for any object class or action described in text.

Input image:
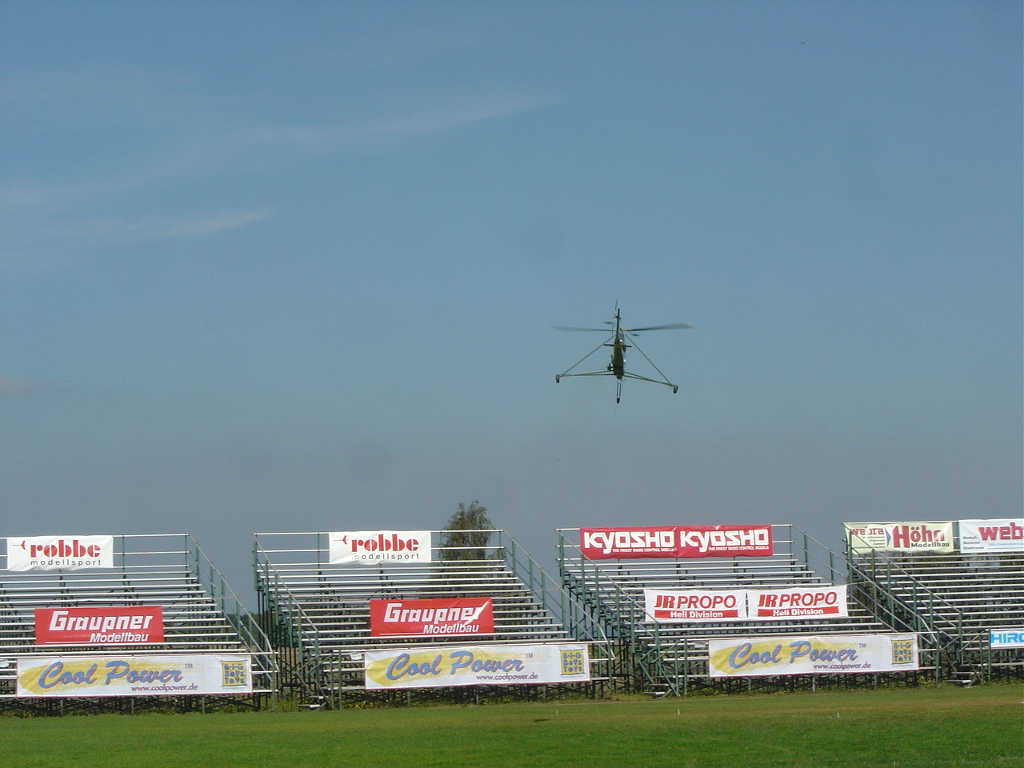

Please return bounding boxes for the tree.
[440,500,493,561]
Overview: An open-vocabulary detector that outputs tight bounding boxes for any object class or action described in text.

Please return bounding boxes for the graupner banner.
[708,633,919,678]
[6,535,114,571]
[328,531,431,564]
[844,522,954,553]
[580,525,773,560]
[35,606,165,645]
[643,586,848,623]
[364,643,590,689]
[369,598,494,637]
[17,654,252,697]
[959,519,1024,554]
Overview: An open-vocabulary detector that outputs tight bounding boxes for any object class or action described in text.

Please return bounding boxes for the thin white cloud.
[73,208,274,242]
[0,377,34,397]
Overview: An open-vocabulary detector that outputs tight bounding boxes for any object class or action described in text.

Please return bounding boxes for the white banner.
[748,586,849,621]
[364,643,590,689]
[708,633,919,678]
[959,519,1024,554]
[844,522,954,553]
[6,535,114,571]
[17,654,252,697]
[643,589,748,622]
[328,531,431,564]
[990,629,1024,649]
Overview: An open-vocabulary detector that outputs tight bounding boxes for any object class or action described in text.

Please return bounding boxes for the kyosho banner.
[370,598,494,637]
[748,586,848,621]
[328,531,431,564]
[676,525,773,558]
[708,633,918,678]
[35,606,165,645]
[580,527,677,559]
[643,589,748,622]
[6,535,114,571]
[581,525,773,560]
[959,519,1024,554]
[364,643,590,689]
[844,522,954,553]
[17,654,252,697]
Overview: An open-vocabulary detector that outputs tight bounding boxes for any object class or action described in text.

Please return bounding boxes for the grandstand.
[846,520,1024,684]
[556,524,933,694]
[0,533,276,713]
[254,529,609,705]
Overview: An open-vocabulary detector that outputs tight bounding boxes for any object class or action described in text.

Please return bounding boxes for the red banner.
[34,606,165,646]
[369,598,493,637]
[579,527,677,559]
[581,525,773,559]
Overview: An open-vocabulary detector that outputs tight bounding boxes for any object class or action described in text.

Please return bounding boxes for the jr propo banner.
[748,586,849,620]
[844,522,954,553]
[17,654,252,697]
[959,519,1024,554]
[364,643,590,689]
[370,598,494,637]
[581,525,773,560]
[644,589,748,622]
[35,606,165,645]
[708,633,919,678]
[328,531,431,564]
[6,535,114,571]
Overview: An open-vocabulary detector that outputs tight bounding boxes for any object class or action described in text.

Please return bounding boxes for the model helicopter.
[554,305,692,403]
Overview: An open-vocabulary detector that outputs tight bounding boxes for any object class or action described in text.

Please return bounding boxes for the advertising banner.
[6,535,114,571]
[643,589,748,622]
[370,598,494,637]
[581,525,774,560]
[676,525,773,558]
[364,643,590,689]
[708,633,919,678]
[580,527,677,559]
[989,629,1024,649]
[748,586,849,620]
[328,531,431,564]
[959,519,1024,554]
[844,522,954,553]
[35,606,165,646]
[17,654,252,697]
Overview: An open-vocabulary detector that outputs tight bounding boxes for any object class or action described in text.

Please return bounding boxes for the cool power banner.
[708,633,919,678]
[17,654,252,697]
[364,643,590,689]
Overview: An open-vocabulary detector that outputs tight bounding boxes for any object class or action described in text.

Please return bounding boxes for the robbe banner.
[644,589,748,622]
[328,531,431,564]
[17,654,252,697]
[35,606,165,645]
[844,522,954,553]
[364,643,590,689]
[959,519,1024,554]
[6,535,114,571]
[708,633,918,678]
[370,598,494,637]
[581,525,773,560]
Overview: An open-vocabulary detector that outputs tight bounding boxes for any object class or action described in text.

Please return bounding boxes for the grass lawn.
[2,685,1021,767]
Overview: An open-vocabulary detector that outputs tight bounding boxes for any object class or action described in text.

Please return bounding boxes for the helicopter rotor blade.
[624,322,694,332]
[553,326,611,332]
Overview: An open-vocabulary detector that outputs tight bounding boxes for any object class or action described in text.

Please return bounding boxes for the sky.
[2,3,1021,606]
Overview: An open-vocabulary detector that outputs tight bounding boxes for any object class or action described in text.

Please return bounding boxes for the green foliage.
[440,500,493,561]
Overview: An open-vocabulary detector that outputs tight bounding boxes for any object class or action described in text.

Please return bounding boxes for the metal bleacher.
[849,530,1024,684]
[254,529,609,705]
[556,524,915,694]
[0,533,276,711]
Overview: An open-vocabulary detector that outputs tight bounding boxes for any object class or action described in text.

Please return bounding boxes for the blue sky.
[2,3,1021,601]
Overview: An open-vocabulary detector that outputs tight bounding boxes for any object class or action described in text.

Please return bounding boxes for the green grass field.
[2,686,1021,768]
